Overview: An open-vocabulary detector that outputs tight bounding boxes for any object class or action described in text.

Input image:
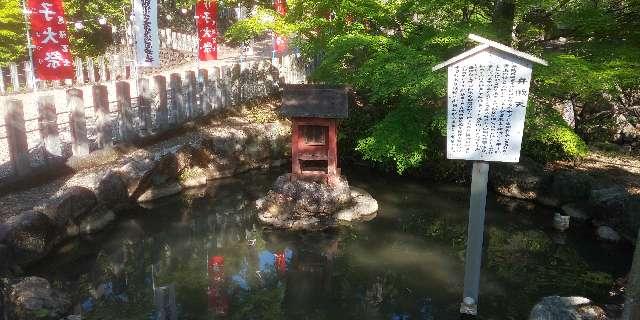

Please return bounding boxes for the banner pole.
[20,0,37,92]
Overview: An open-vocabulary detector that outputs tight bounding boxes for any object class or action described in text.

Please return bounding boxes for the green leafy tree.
[0,0,26,65]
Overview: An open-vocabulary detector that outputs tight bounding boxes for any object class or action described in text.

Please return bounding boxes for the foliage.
[522,102,589,163]
[356,105,446,174]
[0,0,25,65]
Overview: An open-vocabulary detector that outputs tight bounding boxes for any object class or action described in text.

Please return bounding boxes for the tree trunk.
[622,229,640,319]
[492,0,516,43]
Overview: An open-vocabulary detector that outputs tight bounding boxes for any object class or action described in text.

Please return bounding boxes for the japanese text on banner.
[273,0,287,53]
[197,0,218,61]
[27,0,75,80]
[133,0,160,67]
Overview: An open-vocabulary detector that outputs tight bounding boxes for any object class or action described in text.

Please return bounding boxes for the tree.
[0,0,26,66]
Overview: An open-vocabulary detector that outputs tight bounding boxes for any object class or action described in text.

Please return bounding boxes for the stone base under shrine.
[256,173,378,231]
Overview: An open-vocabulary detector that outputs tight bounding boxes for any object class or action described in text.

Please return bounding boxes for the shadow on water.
[28,167,633,320]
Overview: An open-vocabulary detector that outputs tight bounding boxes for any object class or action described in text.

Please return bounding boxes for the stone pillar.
[184,70,197,120]
[92,85,113,149]
[116,81,136,142]
[169,73,185,125]
[154,75,169,132]
[37,95,62,159]
[4,99,30,176]
[67,89,90,156]
[138,78,153,136]
[198,69,210,115]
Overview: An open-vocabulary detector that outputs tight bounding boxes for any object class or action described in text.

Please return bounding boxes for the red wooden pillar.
[291,120,301,175]
[327,121,337,176]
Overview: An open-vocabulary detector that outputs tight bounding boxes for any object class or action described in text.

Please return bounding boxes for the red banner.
[27,0,74,80]
[196,0,218,61]
[273,0,288,53]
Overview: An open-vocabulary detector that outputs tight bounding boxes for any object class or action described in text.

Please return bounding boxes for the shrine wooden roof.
[280,85,349,119]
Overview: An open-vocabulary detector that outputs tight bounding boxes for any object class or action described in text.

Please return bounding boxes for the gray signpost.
[433,34,547,316]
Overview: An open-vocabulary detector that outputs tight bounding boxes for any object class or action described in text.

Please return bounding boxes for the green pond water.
[32,167,633,320]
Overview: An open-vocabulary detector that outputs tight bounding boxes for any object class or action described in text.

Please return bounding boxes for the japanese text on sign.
[27,0,75,80]
[133,0,159,67]
[446,49,532,163]
[197,0,218,61]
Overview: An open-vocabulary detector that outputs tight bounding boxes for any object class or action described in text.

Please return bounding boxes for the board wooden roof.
[280,85,349,119]
[432,34,548,71]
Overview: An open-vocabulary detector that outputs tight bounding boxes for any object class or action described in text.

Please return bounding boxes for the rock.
[179,166,208,188]
[551,171,593,204]
[257,174,378,230]
[490,157,549,200]
[590,187,628,215]
[596,226,621,242]
[96,171,131,211]
[552,100,576,129]
[115,158,155,195]
[4,211,57,266]
[8,277,71,320]
[529,296,607,320]
[271,174,352,214]
[33,187,97,228]
[553,213,570,232]
[335,188,378,222]
[562,203,590,221]
[589,187,640,237]
[137,183,184,203]
[78,206,116,235]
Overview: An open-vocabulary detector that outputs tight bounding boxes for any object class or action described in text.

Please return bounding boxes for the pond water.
[32,167,633,320]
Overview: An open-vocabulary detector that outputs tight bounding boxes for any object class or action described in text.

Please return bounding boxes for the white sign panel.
[446,49,532,163]
[134,0,160,67]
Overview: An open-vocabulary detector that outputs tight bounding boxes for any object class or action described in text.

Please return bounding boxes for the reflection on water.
[31,168,632,320]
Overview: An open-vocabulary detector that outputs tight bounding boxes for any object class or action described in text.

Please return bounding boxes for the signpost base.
[460,161,490,316]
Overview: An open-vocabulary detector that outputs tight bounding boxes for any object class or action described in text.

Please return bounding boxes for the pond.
[31,167,633,320]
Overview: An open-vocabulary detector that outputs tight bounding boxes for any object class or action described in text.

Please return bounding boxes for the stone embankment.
[0,105,290,320]
[490,153,640,243]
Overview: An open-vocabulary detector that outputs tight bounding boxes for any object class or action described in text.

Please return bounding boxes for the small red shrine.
[280,85,349,183]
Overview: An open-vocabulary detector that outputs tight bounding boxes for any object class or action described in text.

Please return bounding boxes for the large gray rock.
[589,187,640,238]
[529,296,608,320]
[96,171,131,211]
[334,188,378,222]
[78,206,116,235]
[33,187,97,228]
[4,211,57,266]
[271,174,351,215]
[551,171,594,205]
[257,174,378,231]
[490,157,549,200]
[596,226,621,242]
[8,277,71,320]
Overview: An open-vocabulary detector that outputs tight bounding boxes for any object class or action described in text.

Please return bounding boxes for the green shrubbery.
[522,103,589,163]
[355,105,447,174]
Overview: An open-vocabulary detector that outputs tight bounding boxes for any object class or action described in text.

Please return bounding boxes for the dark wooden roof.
[280,85,349,119]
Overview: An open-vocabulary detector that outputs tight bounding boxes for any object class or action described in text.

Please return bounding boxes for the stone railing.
[0,59,288,181]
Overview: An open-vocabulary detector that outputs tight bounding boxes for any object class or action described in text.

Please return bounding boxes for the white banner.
[133,0,160,67]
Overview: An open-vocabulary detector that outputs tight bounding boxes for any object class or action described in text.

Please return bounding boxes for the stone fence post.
[4,99,30,176]
[169,73,185,125]
[67,89,90,157]
[154,75,169,132]
[116,81,136,142]
[37,96,62,162]
[92,85,113,149]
